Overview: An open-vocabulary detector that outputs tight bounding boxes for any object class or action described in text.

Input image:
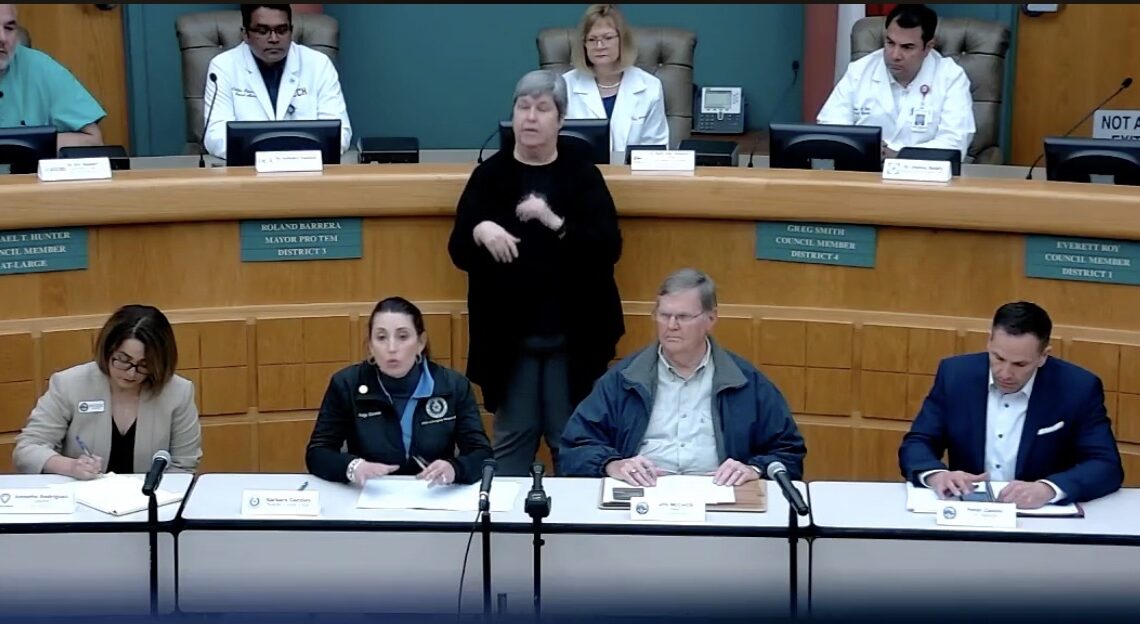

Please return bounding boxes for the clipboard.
[599,477,767,513]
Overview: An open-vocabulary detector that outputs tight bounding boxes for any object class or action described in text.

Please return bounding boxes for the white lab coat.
[817,49,975,159]
[203,41,352,159]
[562,66,670,152]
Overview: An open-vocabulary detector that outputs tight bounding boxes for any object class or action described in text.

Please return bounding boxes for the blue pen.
[298,481,309,492]
[75,436,94,457]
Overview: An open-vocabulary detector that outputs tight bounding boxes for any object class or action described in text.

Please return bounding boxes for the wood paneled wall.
[1,165,1139,483]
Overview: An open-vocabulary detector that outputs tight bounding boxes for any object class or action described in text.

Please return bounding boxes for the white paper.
[356,479,520,512]
[603,475,735,505]
[905,482,1080,517]
[53,473,182,516]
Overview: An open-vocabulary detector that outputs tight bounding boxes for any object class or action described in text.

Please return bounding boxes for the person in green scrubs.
[0,3,106,148]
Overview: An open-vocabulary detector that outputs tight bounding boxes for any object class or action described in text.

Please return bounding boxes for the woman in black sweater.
[448,69,624,476]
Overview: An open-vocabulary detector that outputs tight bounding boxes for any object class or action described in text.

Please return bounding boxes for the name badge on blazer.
[77,400,105,414]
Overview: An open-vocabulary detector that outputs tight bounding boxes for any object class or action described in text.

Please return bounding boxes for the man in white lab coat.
[203,4,352,160]
[817,4,975,161]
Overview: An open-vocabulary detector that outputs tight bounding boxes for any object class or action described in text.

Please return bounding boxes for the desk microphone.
[749,60,799,168]
[141,450,172,496]
[200,72,219,169]
[767,461,809,516]
[476,127,498,164]
[525,462,551,518]
[478,458,496,512]
[1025,76,1133,180]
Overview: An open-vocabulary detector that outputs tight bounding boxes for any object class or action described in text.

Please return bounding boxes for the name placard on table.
[0,487,76,514]
[0,227,89,275]
[756,221,877,268]
[1025,235,1140,286]
[240,218,363,262]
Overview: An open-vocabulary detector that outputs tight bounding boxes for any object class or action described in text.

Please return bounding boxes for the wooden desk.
[1,165,1138,482]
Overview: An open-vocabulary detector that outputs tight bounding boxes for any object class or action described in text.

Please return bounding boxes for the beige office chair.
[850,16,1010,164]
[537,27,697,148]
[174,10,340,154]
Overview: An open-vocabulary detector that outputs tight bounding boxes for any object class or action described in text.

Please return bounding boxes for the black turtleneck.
[375,361,423,417]
[254,55,286,113]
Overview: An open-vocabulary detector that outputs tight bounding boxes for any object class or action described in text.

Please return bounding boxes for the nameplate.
[756,221,877,268]
[36,157,112,182]
[0,227,89,275]
[239,218,363,262]
[240,489,321,517]
[882,158,952,183]
[629,496,705,523]
[255,150,323,173]
[1093,109,1140,140]
[0,488,77,514]
[1025,235,1140,286]
[935,500,1016,529]
[630,150,696,172]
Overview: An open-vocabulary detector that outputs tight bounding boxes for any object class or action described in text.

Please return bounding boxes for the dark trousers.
[492,335,572,477]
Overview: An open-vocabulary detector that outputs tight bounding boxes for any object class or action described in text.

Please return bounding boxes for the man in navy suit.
[899,301,1124,508]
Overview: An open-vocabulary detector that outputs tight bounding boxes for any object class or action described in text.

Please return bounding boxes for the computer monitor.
[498,118,611,164]
[225,120,341,167]
[769,123,882,173]
[0,126,58,175]
[1044,136,1140,186]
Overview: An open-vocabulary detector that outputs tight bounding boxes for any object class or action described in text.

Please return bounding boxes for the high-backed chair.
[850,16,1010,164]
[537,27,696,148]
[174,10,340,154]
[16,25,30,47]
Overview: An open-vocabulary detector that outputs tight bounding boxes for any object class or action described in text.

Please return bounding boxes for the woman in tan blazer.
[13,304,202,477]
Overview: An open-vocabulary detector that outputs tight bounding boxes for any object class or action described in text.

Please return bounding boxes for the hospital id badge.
[911,106,932,131]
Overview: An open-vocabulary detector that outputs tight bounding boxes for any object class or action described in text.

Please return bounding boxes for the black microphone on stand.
[1025,76,1133,180]
[141,449,171,616]
[200,72,219,169]
[478,458,496,512]
[141,450,172,496]
[525,462,551,619]
[477,458,496,621]
[767,460,808,620]
[476,127,499,164]
[767,461,808,516]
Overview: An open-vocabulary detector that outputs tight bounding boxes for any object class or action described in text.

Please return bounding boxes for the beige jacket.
[13,361,202,474]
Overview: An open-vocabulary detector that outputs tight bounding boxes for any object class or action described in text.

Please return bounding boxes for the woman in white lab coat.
[561,4,670,152]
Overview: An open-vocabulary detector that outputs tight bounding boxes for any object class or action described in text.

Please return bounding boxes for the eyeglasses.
[110,354,149,375]
[585,33,620,47]
[246,24,292,37]
[654,311,705,325]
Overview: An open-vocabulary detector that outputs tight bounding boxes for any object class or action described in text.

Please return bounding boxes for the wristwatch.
[346,458,363,483]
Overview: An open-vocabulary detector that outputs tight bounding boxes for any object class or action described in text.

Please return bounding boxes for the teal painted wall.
[123,3,1017,158]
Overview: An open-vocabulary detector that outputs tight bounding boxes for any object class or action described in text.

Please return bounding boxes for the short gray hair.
[657,268,717,312]
[513,70,568,119]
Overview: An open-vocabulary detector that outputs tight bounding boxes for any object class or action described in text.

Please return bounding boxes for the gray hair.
[657,268,717,312]
[513,70,568,119]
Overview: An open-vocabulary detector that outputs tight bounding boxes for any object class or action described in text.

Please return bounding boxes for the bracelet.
[346,458,363,483]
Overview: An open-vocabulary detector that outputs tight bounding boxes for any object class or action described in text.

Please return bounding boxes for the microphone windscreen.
[152,449,172,463]
[1123,77,1133,89]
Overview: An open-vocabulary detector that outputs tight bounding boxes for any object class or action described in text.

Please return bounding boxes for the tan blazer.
[12,361,203,474]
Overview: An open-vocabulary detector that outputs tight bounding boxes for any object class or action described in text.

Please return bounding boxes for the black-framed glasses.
[110,354,149,374]
[246,24,292,37]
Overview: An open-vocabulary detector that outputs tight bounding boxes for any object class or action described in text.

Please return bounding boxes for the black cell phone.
[613,487,644,501]
[959,490,994,503]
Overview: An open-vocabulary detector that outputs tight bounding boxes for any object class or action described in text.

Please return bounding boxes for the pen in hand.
[413,455,428,471]
[75,436,94,457]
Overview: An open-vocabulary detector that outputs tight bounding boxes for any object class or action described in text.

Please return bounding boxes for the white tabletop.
[181,473,808,533]
[809,481,1140,542]
[0,473,193,527]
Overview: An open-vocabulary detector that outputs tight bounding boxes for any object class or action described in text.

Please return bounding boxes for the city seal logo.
[634,502,650,515]
[426,397,448,419]
[249,497,260,508]
[78,402,89,413]
[0,493,10,504]
[941,506,957,520]
[885,161,901,176]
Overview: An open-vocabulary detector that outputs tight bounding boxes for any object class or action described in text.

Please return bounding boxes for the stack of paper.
[601,475,736,505]
[904,482,1082,517]
[356,479,520,512]
[57,473,183,517]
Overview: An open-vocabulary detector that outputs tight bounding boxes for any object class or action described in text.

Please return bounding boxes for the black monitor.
[1044,137,1140,186]
[498,118,611,164]
[0,126,58,175]
[769,122,882,173]
[225,120,341,167]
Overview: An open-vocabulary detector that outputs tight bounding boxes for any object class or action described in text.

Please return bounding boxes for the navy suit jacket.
[898,352,1123,503]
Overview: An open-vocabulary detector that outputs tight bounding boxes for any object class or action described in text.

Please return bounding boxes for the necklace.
[596,78,620,89]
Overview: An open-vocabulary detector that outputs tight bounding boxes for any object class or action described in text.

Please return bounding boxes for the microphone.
[200,72,219,169]
[767,461,808,516]
[1025,76,1133,180]
[476,127,498,164]
[478,458,496,512]
[141,450,172,497]
[525,461,551,519]
[749,59,799,168]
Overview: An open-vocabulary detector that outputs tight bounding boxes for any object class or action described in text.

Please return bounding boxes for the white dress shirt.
[922,370,1064,502]
[638,339,719,474]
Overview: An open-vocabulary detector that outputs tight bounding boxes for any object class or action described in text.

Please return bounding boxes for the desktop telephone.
[693,86,745,134]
